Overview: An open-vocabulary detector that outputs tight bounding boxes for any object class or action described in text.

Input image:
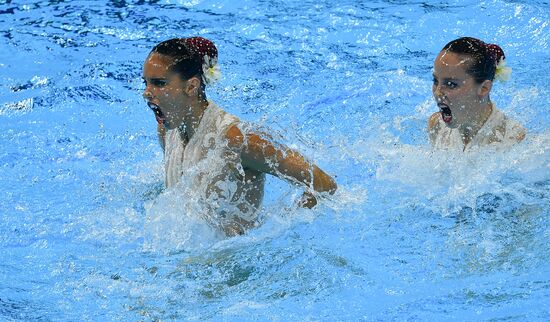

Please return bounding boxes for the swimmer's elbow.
[313,166,337,195]
[326,177,338,195]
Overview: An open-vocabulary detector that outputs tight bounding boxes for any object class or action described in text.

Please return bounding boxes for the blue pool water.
[1,0,549,320]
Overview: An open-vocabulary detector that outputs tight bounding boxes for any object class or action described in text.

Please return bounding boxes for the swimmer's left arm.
[226,125,337,207]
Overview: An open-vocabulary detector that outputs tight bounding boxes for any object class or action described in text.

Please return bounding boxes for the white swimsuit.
[431,106,525,151]
[162,101,257,228]
[164,101,239,188]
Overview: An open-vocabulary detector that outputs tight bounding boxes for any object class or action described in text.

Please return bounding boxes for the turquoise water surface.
[1,0,549,320]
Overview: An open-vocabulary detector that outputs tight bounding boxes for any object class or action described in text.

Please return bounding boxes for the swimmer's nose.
[143,83,155,100]
[433,86,445,101]
[433,84,441,96]
[143,89,152,100]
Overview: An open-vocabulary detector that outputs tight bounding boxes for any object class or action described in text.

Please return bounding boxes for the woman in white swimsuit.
[428,37,526,151]
[142,37,337,236]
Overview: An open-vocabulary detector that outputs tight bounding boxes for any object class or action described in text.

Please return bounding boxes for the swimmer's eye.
[143,79,168,87]
[151,79,168,87]
[444,81,458,89]
[432,78,438,86]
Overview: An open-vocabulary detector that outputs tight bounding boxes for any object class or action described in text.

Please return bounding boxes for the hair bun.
[485,43,505,64]
[184,37,220,84]
[184,37,218,63]
[485,43,511,82]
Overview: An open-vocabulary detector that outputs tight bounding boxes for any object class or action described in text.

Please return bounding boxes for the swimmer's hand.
[298,191,317,209]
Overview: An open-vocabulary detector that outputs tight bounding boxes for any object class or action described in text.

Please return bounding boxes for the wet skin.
[429,50,494,147]
[431,51,491,127]
[142,53,195,130]
[142,52,337,236]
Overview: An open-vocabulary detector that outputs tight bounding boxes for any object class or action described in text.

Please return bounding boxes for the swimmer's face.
[142,52,196,130]
[432,51,490,127]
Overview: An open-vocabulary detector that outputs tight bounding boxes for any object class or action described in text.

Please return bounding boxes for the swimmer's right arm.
[157,123,166,151]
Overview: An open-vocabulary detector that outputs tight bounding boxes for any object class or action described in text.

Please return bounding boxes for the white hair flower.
[202,55,221,84]
[494,58,512,82]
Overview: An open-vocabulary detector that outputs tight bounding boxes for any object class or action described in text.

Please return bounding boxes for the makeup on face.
[142,53,191,130]
[432,51,482,127]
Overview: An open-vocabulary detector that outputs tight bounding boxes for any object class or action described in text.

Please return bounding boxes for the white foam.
[143,187,225,253]
[373,131,550,212]
[0,97,33,115]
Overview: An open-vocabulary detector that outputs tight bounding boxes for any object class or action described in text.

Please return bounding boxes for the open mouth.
[439,104,452,123]
[147,102,165,125]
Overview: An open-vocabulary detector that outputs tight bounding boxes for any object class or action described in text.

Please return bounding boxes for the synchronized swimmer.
[142,37,337,236]
[429,37,526,151]
[142,36,527,236]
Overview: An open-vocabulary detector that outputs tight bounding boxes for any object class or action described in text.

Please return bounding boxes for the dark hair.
[149,38,203,80]
[442,37,505,83]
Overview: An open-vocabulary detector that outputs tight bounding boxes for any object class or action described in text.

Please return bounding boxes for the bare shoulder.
[226,124,275,151]
[224,123,278,175]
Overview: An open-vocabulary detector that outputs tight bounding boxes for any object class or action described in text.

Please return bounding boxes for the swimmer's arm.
[157,123,166,151]
[227,125,337,208]
[428,112,440,145]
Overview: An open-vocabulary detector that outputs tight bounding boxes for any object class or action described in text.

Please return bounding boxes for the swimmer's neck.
[458,101,493,147]
[179,98,209,141]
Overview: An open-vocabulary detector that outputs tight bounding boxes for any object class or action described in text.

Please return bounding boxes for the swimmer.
[142,37,337,236]
[428,37,526,151]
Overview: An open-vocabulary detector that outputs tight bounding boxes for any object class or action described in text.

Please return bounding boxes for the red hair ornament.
[486,42,511,82]
[184,37,221,84]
